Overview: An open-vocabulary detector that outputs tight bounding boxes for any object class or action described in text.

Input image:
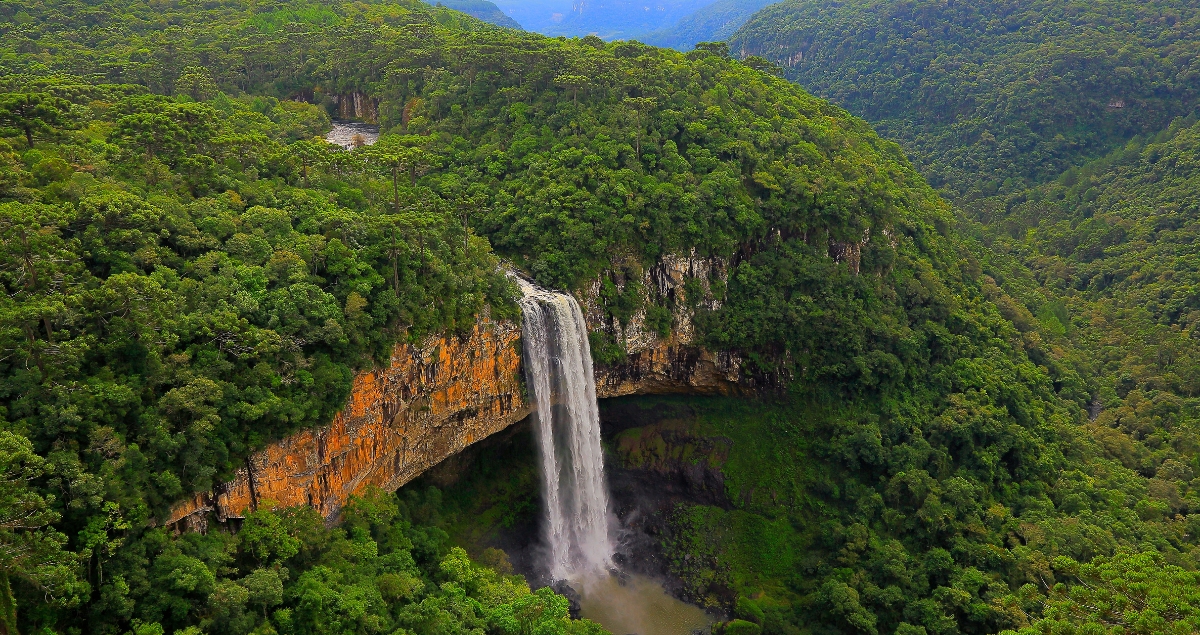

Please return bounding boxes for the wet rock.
[551,581,582,619]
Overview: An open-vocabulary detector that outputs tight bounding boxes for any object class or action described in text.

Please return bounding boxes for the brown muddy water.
[573,572,713,635]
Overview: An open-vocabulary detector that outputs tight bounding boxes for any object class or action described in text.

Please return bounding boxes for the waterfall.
[517,277,613,580]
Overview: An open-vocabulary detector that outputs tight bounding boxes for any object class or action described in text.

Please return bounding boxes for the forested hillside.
[719,0,1200,631]
[641,0,777,51]
[423,0,522,29]
[977,115,1200,508]
[3,0,1199,634]
[729,0,1200,202]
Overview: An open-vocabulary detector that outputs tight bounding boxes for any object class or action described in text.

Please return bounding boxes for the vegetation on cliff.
[0,72,532,635]
[0,73,515,510]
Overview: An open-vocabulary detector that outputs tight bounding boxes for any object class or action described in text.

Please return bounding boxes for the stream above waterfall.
[325,120,379,149]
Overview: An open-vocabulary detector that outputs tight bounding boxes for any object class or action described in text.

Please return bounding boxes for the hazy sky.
[489,0,719,40]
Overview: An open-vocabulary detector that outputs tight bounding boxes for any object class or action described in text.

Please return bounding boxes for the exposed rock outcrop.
[579,251,728,353]
[168,256,743,530]
[168,317,527,530]
[332,92,379,123]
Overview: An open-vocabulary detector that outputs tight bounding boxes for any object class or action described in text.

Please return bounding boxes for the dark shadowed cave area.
[405,396,735,608]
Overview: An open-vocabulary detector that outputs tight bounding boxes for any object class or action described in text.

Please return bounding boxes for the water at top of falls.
[515,276,613,580]
[325,121,379,150]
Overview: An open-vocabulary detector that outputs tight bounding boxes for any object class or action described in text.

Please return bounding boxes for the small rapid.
[325,121,379,149]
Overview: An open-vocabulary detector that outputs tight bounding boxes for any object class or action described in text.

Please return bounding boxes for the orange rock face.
[168,318,527,528]
[169,303,742,531]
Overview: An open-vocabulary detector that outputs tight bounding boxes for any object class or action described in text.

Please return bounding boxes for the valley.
[4,0,1200,633]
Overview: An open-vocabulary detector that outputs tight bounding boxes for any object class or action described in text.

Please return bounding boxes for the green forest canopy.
[2,0,1200,634]
[718,0,1200,631]
[728,0,1200,203]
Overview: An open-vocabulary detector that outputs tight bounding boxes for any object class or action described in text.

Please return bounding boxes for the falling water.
[516,277,613,580]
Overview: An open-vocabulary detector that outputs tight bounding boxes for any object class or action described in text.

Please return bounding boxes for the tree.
[240,568,284,618]
[239,509,301,565]
[0,430,81,635]
[553,75,589,106]
[287,139,330,187]
[622,96,656,157]
[363,136,432,214]
[174,66,220,102]
[110,111,187,162]
[0,94,68,149]
[693,41,730,58]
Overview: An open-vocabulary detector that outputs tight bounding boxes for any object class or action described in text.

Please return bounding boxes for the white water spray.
[517,277,613,580]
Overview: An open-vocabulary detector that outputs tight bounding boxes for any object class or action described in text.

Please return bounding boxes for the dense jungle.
[2,0,1199,634]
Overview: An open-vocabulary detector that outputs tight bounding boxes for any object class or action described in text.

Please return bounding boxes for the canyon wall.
[332,92,379,123]
[167,259,742,531]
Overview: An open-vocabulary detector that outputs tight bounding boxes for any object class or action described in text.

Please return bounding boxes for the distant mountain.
[490,0,715,40]
[428,0,522,28]
[641,0,776,50]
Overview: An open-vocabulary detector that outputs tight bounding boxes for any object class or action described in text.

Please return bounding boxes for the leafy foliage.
[4,1,1198,634]
[3,0,936,297]
[92,488,604,635]
[1001,551,1200,634]
[729,0,1200,202]
[967,115,1200,534]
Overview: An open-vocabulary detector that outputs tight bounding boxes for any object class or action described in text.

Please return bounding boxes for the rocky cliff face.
[333,92,379,123]
[167,318,527,529]
[167,256,743,530]
[579,250,728,353]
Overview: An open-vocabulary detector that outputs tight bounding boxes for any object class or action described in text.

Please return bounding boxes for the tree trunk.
[392,166,400,214]
[634,113,642,157]
[0,570,19,635]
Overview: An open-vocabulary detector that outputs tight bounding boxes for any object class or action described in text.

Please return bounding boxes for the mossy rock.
[722,619,762,635]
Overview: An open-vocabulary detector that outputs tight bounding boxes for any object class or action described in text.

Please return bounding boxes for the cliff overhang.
[167,256,742,530]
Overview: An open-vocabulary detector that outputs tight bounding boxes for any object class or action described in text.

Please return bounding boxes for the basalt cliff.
[167,257,743,530]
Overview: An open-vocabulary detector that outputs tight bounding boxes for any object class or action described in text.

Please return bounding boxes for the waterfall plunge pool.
[515,276,715,635]
[572,572,713,635]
